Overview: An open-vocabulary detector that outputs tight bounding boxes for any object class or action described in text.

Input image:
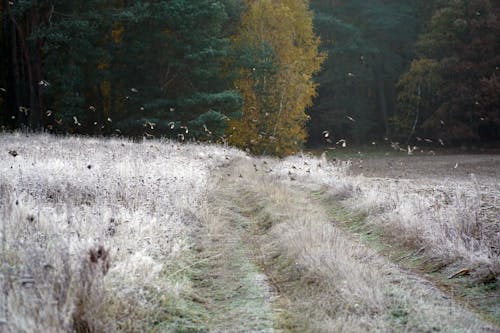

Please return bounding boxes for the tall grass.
[225,157,494,332]
[0,133,243,332]
[269,153,499,281]
[348,176,499,280]
[0,133,497,332]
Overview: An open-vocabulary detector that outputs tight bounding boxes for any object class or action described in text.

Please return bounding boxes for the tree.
[37,0,113,133]
[228,0,324,156]
[395,0,499,143]
[109,0,242,139]
[2,0,49,130]
[0,0,243,139]
[392,58,442,142]
[308,0,421,145]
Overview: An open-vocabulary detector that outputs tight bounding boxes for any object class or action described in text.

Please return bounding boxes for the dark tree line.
[1,0,244,138]
[309,0,499,146]
[395,0,500,144]
[1,0,499,152]
[0,0,323,156]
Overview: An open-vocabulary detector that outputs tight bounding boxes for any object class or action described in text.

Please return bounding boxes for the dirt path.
[190,157,498,332]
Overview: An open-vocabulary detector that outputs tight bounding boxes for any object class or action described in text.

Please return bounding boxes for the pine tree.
[0,0,243,139]
[309,0,420,145]
[110,0,242,139]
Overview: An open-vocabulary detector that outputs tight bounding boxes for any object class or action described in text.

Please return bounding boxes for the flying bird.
[407,145,417,155]
[19,106,29,115]
[73,116,81,126]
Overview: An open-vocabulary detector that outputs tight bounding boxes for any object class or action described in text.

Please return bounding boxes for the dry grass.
[269,153,499,283]
[0,132,243,332]
[347,176,499,280]
[227,157,496,332]
[191,186,276,332]
[0,133,497,332]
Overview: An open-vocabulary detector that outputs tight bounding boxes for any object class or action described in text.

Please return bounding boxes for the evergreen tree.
[2,0,50,129]
[309,0,420,145]
[0,0,243,139]
[110,0,242,139]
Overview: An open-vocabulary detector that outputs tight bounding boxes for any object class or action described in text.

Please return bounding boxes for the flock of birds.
[2,78,453,155]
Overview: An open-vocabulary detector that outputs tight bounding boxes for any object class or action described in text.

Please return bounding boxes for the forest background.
[1,0,499,156]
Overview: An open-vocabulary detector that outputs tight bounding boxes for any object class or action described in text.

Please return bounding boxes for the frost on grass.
[0,132,497,332]
[349,177,499,278]
[232,158,494,332]
[0,133,243,332]
[269,153,499,282]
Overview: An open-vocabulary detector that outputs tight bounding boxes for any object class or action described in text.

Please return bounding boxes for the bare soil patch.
[345,153,500,182]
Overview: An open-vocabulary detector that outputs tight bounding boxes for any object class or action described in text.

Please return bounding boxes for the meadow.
[1,133,498,332]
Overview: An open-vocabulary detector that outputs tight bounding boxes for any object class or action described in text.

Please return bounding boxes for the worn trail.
[192,172,277,332]
[190,157,497,332]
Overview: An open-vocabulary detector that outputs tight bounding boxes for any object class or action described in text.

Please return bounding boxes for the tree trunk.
[29,5,43,129]
[407,84,421,144]
[375,56,389,138]
[376,74,389,137]
[6,3,21,128]
[5,2,43,130]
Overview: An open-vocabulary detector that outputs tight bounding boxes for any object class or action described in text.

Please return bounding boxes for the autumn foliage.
[227,0,324,156]
[2,0,498,151]
[394,0,499,143]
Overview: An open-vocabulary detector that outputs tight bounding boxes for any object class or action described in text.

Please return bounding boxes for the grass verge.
[322,192,500,326]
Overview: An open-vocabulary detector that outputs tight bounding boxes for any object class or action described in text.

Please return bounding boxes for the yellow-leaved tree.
[227,0,325,156]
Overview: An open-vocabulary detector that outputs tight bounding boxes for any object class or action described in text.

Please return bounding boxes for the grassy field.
[1,133,498,332]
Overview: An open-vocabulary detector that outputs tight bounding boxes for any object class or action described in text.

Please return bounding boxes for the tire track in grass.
[188,157,497,332]
[192,174,277,332]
